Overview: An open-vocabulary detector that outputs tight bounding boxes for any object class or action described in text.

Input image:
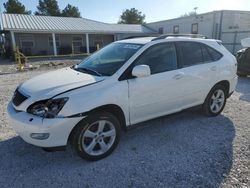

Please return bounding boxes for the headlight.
[27,97,68,118]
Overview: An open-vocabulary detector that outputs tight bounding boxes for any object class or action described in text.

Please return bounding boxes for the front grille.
[12,89,29,106]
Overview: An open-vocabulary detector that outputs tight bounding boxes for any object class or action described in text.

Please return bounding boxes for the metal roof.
[0,14,155,34]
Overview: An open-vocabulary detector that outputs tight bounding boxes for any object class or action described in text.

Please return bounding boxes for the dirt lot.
[0,69,249,188]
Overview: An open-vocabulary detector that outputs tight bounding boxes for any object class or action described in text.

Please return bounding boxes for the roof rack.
[152,34,208,41]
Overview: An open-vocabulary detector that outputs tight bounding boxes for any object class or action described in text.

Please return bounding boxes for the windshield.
[74,43,143,76]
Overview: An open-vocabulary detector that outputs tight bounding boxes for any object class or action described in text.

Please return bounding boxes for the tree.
[118,8,145,24]
[180,11,197,18]
[35,0,61,16]
[180,7,198,18]
[61,4,81,18]
[3,0,31,14]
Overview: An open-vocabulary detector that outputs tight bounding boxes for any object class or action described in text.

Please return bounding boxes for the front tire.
[202,85,227,116]
[71,112,121,161]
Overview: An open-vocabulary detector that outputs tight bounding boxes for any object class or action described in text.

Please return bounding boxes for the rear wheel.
[71,112,121,161]
[202,85,227,116]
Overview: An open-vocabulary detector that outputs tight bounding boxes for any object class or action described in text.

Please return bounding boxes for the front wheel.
[71,112,121,161]
[202,85,227,116]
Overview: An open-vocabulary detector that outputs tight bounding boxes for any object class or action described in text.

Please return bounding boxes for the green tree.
[3,0,31,14]
[118,8,145,24]
[180,11,197,18]
[35,0,61,16]
[61,4,81,18]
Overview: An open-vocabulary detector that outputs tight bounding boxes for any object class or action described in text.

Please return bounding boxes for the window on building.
[173,25,179,34]
[72,37,83,47]
[48,36,60,47]
[134,43,177,74]
[158,27,164,34]
[20,35,34,48]
[191,23,198,34]
[93,36,104,47]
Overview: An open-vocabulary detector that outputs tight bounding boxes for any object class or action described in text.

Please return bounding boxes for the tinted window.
[177,42,223,67]
[201,46,213,62]
[177,42,203,67]
[135,43,177,74]
[206,46,223,61]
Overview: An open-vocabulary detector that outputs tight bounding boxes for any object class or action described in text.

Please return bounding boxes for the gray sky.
[1,0,250,23]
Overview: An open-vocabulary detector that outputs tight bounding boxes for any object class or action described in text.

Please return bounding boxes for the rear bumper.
[7,102,82,147]
[229,76,238,94]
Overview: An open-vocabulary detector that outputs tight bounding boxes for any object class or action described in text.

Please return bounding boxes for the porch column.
[10,31,16,51]
[52,33,57,56]
[85,33,90,54]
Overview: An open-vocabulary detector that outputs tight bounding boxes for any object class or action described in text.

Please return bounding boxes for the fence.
[221,30,250,55]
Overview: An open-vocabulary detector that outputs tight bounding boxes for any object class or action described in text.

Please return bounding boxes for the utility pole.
[194,7,198,14]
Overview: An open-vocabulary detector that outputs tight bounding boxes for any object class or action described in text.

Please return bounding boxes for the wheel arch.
[214,80,230,97]
[67,104,127,145]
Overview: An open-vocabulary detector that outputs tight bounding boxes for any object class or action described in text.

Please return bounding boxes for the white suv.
[7,36,238,161]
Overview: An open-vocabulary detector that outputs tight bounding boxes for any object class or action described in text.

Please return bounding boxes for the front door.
[128,43,184,124]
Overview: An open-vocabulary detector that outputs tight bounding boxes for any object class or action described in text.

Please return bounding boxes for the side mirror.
[132,65,151,78]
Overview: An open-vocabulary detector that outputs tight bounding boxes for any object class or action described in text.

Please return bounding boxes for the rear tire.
[202,85,227,116]
[71,112,121,161]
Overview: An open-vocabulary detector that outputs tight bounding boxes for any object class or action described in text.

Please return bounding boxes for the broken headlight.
[27,97,69,118]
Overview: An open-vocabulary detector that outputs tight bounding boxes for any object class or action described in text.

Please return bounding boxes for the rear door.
[175,42,222,108]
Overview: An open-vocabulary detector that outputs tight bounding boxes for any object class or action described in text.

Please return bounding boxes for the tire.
[71,112,121,161]
[202,84,227,116]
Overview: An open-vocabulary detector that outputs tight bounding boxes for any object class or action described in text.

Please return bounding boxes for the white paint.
[10,31,16,50]
[52,33,57,56]
[86,33,90,54]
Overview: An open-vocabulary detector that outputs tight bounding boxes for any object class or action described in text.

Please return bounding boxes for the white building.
[146,10,250,54]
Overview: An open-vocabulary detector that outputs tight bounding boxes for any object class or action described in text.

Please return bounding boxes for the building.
[147,10,250,54]
[1,10,250,58]
[0,14,155,57]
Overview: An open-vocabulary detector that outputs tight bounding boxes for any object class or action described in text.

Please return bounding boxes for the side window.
[177,42,203,67]
[206,46,223,61]
[134,43,177,74]
[201,45,213,62]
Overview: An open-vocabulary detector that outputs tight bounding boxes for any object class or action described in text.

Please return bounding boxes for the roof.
[0,14,155,34]
[116,36,220,45]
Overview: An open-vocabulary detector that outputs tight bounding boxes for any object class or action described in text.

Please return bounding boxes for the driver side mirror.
[132,65,151,78]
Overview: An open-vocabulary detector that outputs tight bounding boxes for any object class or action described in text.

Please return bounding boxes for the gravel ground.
[0,69,249,188]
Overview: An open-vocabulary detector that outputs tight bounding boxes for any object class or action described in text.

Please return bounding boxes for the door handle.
[210,66,217,71]
[173,74,183,80]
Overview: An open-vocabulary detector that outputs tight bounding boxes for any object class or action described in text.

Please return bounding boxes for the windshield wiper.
[74,66,102,76]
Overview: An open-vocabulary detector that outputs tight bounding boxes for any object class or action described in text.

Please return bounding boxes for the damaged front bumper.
[7,102,83,148]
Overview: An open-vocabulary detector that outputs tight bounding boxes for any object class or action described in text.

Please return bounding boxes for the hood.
[19,67,104,99]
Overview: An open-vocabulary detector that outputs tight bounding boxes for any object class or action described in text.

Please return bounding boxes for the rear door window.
[176,42,223,67]
[176,42,203,67]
